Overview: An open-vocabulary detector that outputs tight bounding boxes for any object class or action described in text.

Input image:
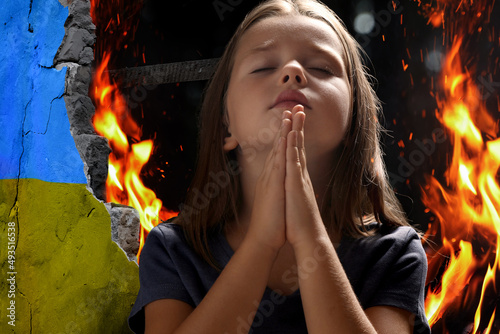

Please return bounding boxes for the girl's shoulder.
[144,218,232,267]
[151,218,183,235]
[339,224,429,333]
[142,218,189,253]
[339,224,425,261]
[375,223,421,242]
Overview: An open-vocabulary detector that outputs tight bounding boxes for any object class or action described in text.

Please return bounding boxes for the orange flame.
[425,239,475,325]
[417,1,499,332]
[90,1,177,260]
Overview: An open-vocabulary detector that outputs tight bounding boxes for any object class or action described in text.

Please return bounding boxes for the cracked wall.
[0,0,139,332]
[55,0,141,262]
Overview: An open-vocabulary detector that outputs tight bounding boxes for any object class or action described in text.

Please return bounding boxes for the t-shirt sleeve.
[128,225,195,333]
[365,228,430,333]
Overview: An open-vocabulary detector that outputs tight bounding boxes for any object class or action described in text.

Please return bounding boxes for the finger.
[286,130,301,182]
[292,111,306,172]
[292,111,305,133]
[281,117,292,139]
[279,110,292,150]
[282,109,292,121]
[275,116,291,176]
[264,116,291,182]
[291,106,305,159]
[261,117,285,177]
[273,127,287,178]
[277,110,292,147]
[276,112,293,160]
[261,110,293,182]
[291,104,304,119]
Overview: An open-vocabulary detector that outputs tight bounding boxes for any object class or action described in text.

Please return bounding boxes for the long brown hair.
[174,0,409,269]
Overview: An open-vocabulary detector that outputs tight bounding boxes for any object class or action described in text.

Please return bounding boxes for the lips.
[272,90,310,109]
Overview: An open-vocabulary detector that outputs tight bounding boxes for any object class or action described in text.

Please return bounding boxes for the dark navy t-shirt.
[128,223,430,333]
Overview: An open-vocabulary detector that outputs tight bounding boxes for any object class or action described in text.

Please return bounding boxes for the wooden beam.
[106,58,220,87]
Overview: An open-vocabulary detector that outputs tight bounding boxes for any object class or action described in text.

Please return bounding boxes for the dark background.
[101,0,500,233]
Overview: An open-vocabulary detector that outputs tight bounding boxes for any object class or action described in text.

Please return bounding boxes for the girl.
[129,0,430,333]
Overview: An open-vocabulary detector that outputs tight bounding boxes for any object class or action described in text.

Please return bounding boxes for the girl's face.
[224,15,351,161]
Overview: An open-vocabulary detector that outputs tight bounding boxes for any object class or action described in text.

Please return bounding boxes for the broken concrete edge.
[54,0,96,66]
[54,0,141,263]
[54,0,107,199]
[105,203,141,264]
[58,0,71,7]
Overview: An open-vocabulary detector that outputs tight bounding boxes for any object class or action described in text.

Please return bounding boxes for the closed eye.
[251,67,275,74]
[310,67,334,75]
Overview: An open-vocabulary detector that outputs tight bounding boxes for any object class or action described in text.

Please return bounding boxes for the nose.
[280,61,307,86]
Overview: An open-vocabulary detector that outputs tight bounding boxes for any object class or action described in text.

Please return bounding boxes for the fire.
[416,0,500,332]
[90,1,177,260]
[425,240,475,325]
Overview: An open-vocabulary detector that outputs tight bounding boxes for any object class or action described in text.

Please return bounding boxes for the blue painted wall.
[0,0,87,184]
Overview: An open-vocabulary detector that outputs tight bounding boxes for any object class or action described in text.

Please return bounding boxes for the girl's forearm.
[174,237,278,334]
[293,233,377,334]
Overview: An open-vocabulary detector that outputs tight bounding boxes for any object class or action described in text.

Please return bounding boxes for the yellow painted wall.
[0,178,139,333]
